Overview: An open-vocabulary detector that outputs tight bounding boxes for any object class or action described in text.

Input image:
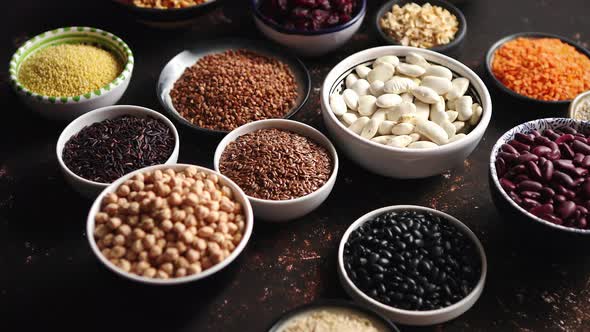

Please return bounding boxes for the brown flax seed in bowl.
[219,128,332,200]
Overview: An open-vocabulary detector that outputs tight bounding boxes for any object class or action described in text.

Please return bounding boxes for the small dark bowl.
[157,38,311,137]
[111,0,221,27]
[267,300,400,332]
[375,0,467,54]
[489,118,590,247]
[485,32,590,110]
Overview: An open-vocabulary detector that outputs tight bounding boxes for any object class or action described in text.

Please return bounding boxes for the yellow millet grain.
[18,43,124,97]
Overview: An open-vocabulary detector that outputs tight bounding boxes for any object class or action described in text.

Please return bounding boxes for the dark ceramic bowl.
[485,32,590,107]
[267,300,400,332]
[157,39,311,137]
[111,0,221,27]
[489,118,590,245]
[375,0,467,54]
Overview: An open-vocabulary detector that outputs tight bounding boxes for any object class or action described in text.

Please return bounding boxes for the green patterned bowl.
[9,27,134,122]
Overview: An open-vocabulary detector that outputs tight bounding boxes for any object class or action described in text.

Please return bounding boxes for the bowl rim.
[321,45,492,155]
[267,299,400,332]
[489,117,590,235]
[9,26,134,104]
[56,105,180,188]
[569,90,590,119]
[86,163,255,285]
[250,0,367,36]
[156,38,311,136]
[374,0,467,53]
[111,0,219,12]
[337,205,487,318]
[485,32,590,105]
[213,118,339,206]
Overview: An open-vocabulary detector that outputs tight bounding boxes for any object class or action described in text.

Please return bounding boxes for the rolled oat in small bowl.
[213,119,339,222]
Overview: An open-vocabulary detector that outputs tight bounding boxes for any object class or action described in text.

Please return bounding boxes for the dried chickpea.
[95,224,109,238]
[118,224,132,237]
[104,203,119,216]
[143,267,157,278]
[198,226,214,238]
[194,237,207,251]
[114,234,126,246]
[175,267,186,278]
[161,219,174,232]
[187,263,202,275]
[133,228,146,240]
[168,192,183,206]
[118,259,131,272]
[93,167,246,280]
[95,212,109,224]
[103,193,118,205]
[117,184,131,197]
[149,245,163,258]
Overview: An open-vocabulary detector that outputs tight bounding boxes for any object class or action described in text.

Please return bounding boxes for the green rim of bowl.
[8,26,134,103]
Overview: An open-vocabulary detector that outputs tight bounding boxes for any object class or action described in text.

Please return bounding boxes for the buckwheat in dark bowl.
[338,205,487,326]
[213,119,339,222]
[489,117,590,243]
[158,39,310,136]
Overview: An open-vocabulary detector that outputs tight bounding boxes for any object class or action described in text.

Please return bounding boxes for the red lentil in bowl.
[486,32,590,104]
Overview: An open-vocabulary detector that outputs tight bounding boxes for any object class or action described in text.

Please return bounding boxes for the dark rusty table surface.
[2,1,590,331]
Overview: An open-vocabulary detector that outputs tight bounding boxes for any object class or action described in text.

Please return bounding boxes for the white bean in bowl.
[321,46,492,178]
[328,52,483,149]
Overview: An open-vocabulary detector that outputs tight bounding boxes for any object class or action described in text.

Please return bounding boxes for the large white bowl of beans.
[86,164,254,285]
[321,46,492,178]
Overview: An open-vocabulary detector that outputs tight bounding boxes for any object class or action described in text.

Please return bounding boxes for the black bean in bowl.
[343,209,482,311]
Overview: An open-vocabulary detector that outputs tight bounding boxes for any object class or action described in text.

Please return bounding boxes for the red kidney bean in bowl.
[490,118,590,232]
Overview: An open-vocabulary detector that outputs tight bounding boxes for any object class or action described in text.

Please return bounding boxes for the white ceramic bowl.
[56,105,180,198]
[9,26,134,122]
[251,0,367,57]
[337,205,487,326]
[569,90,590,119]
[213,119,339,222]
[321,46,492,178]
[87,164,254,285]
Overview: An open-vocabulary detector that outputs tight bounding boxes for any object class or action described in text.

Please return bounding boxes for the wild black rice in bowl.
[219,128,332,200]
[62,116,175,183]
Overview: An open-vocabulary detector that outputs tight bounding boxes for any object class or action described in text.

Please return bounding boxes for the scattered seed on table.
[62,116,175,183]
[170,49,298,131]
[344,209,481,311]
[219,128,332,200]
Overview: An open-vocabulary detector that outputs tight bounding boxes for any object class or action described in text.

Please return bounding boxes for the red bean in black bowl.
[489,118,590,245]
